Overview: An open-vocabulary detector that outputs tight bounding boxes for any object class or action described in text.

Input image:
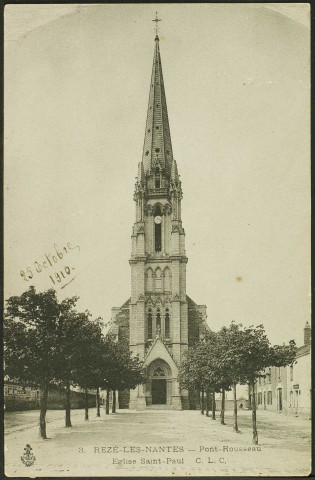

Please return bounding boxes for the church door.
[152,379,167,404]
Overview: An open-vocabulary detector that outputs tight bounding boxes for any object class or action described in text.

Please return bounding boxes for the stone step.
[145,404,177,410]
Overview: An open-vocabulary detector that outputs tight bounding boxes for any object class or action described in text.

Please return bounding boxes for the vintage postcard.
[4,3,311,477]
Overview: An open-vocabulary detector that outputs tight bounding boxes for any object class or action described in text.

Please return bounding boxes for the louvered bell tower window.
[155,223,161,251]
[154,207,162,252]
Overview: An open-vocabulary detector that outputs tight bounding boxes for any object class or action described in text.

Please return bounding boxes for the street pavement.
[4,407,311,477]
[5,408,89,434]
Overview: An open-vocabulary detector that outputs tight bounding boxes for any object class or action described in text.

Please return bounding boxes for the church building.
[110,32,209,410]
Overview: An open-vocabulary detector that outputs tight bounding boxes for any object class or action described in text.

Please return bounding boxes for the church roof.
[142,35,174,179]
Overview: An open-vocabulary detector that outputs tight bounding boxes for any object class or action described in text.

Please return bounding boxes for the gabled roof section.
[120,298,131,310]
[296,343,311,358]
[142,36,174,179]
[186,295,198,306]
[144,336,179,375]
[107,298,130,337]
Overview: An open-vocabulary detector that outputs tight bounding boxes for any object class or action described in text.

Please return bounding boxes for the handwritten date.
[20,242,80,289]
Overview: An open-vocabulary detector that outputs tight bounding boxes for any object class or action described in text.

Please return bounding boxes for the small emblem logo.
[21,444,36,467]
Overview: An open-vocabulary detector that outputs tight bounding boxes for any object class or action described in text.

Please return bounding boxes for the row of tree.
[179,323,297,444]
[4,286,144,439]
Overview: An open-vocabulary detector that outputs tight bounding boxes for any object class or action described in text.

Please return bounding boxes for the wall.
[4,384,96,411]
[252,366,288,414]
[251,345,311,418]
[287,350,311,417]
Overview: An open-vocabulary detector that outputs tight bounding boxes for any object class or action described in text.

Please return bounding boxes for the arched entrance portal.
[146,359,172,406]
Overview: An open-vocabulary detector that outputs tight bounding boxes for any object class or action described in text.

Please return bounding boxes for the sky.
[4,4,310,346]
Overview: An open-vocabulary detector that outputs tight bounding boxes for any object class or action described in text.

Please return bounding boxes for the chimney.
[304,321,311,346]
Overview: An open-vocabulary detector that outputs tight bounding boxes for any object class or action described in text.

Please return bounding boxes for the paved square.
[5,408,311,477]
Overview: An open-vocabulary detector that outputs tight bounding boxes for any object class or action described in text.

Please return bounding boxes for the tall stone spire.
[111,22,209,413]
[142,35,174,178]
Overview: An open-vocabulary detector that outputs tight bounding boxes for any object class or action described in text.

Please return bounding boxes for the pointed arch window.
[154,222,162,253]
[155,223,161,252]
[154,205,162,253]
[156,308,161,333]
[165,308,170,338]
[147,309,153,339]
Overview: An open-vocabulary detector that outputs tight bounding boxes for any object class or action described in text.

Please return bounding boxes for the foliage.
[4,286,77,388]
[4,286,145,432]
[4,287,80,437]
[72,313,104,390]
[269,340,297,368]
[179,321,297,443]
[100,338,145,392]
[179,331,232,395]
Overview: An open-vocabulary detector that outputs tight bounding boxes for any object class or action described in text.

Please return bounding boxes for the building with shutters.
[249,322,311,418]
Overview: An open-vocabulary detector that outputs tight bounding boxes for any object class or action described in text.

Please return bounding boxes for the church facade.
[110,34,209,410]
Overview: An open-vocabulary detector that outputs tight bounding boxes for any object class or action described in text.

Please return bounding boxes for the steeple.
[113,23,208,412]
[134,32,183,226]
[142,35,174,179]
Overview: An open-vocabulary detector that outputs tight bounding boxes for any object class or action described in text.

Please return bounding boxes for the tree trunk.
[112,390,116,413]
[221,389,225,425]
[201,389,205,415]
[233,382,239,432]
[65,380,72,427]
[39,383,49,439]
[212,392,216,420]
[206,389,210,417]
[251,380,258,444]
[248,382,252,409]
[105,388,110,415]
[84,387,89,421]
[96,386,100,417]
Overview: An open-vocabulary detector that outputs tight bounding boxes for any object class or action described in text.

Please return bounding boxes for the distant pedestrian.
[239,403,243,409]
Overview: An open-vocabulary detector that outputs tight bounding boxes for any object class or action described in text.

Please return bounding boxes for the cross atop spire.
[152,11,161,38]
